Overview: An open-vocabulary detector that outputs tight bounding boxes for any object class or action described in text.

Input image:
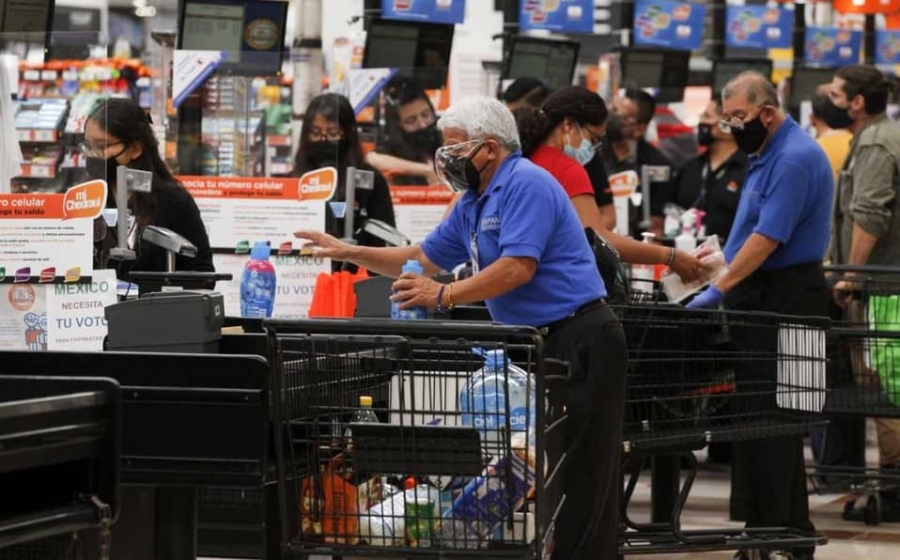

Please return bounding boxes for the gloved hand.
[685,285,724,309]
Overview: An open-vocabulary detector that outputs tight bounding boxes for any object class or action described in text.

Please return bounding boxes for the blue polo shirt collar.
[749,116,796,169]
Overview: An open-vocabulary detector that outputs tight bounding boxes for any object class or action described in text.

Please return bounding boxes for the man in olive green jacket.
[826,64,900,522]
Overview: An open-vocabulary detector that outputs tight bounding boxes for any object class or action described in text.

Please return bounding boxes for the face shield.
[434,139,485,192]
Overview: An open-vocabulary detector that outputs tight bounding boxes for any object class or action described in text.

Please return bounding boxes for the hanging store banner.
[805,28,862,66]
[633,0,706,51]
[382,0,467,25]
[0,180,105,282]
[876,30,900,65]
[520,0,594,34]
[725,5,793,50]
[179,170,335,250]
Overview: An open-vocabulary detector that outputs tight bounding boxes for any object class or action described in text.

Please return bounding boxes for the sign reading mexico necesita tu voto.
[633,0,706,51]
[520,0,594,34]
[725,5,794,50]
[382,0,466,25]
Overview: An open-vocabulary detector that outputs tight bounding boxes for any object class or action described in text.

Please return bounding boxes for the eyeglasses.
[79,141,124,158]
[576,124,603,151]
[720,104,770,134]
[307,130,344,142]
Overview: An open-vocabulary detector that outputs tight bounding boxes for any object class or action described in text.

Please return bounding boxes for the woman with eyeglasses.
[83,98,213,275]
[365,77,443,186]
[294,93,395,250]
[515,86,704,282]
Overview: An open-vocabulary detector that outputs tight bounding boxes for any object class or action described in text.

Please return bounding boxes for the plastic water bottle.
[392,259,427,320]
[459,349,536,450]
[240,241,276,318]
[345,395,380,451]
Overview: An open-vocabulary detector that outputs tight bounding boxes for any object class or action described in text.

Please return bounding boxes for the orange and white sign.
[0,180,104,281]
[609,171,639,238]
[389,185,456,244]
[179,172,335,249]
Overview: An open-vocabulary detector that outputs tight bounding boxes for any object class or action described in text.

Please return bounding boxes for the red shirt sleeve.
[529,146,595,199]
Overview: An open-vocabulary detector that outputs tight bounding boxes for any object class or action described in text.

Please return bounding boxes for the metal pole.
[344,167,357,241]
[292,0,324,149]
[865,14,876,65]
[116,165,129,250]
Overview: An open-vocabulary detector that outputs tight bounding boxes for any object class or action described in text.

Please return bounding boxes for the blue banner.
[633,0,706,51]
[805,28,862,66]
[520,0,594,34]
[725,5,793,49]
[382,0,466,25]
[876,30,900,65]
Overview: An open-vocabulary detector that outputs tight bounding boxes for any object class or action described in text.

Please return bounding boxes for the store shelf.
[266,134,292,147]
[16,128,59,143]
[18,162,60,179]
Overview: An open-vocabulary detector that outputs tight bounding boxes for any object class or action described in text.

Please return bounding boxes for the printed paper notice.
[180,171,335,250]
[0,283,47,350]
[213,253,331,319]
[0,180,106,281]
[46,270,118,352]
[173,50,224,108]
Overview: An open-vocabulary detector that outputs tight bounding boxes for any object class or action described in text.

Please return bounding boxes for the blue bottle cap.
[250,241,271,260]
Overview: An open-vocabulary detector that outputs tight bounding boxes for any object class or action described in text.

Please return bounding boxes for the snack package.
[660,236,729,303]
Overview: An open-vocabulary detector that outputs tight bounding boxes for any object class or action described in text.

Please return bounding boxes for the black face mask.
[85,156,120,183]
[697,124,715,147]
[605,113,626,142]
[306,140,348,167]
[821,97,854,130]
[732,113,770,154]
[443,143,486,192]
[405,124,441,150]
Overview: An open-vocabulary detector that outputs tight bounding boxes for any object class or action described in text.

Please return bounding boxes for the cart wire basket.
[614,303,830,555]
[808,265,900,524]
[264,319,567,560]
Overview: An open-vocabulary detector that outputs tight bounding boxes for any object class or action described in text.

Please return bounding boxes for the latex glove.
[686,285,724,309]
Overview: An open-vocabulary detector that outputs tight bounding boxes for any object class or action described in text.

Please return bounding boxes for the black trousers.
[725,261,827,549]
[546,303,627,560]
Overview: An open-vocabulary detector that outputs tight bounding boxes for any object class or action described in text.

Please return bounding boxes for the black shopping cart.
[615,300,830,555]
[265,319,567,560]
[808,265,900,525]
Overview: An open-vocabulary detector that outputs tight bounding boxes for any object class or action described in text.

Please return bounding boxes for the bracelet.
[436,285,447,313]
[666,247,676,267]
[447,283,456,310]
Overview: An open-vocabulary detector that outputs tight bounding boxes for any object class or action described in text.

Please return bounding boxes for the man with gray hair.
[686,72,833,559]
[295,96,627,560]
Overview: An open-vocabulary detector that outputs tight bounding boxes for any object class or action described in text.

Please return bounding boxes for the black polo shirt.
[584,152,613,208]
[672,149,748,242]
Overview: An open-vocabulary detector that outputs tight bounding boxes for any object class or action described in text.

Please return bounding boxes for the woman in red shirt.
[515,86,701,280]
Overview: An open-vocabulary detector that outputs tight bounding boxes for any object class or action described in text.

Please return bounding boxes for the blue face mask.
[563,124,596,166]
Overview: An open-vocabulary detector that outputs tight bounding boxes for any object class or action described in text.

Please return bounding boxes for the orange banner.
[0,194,64,220]
[390,185,456,205]
[179,168,337,202]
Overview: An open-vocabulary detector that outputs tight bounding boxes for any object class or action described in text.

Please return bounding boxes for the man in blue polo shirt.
[295,96,627,560]
[688,72,832,559]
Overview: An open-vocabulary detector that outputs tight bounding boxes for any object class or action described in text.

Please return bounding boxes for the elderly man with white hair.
[295,96,626,560]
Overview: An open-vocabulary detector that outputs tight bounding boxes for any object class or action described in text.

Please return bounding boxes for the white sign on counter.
[179,172,334,250]
[46,270,118,352]
[213,253,331,319]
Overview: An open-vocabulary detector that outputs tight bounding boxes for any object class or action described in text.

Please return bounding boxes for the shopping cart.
[264,319,567,559]
[807,265,900,525]
[614,300,830,555]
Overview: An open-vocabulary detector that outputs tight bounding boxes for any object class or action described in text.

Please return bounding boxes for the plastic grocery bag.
[660,236,729,303]
[868,295,900,406]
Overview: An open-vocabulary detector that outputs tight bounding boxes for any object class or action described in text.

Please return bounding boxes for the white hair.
[437,96,522,151]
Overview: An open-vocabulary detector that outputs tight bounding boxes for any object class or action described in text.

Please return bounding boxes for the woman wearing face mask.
[83,98,213,276]
[366,78,443,186]
[515,86,704,282]
[294,93,395,249]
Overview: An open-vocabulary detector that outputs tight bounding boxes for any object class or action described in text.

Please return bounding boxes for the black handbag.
[584,228,630,304]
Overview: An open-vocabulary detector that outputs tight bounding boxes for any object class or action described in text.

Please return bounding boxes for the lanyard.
[469,195,489,274]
